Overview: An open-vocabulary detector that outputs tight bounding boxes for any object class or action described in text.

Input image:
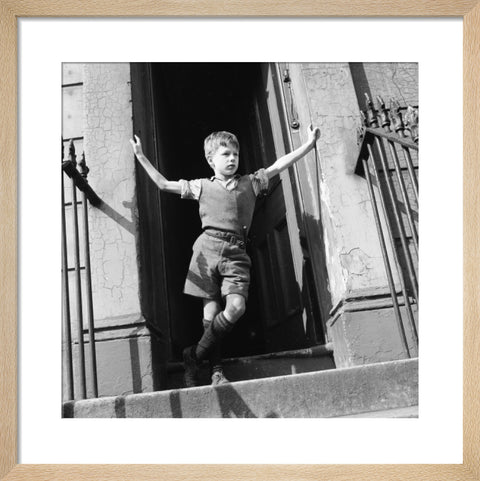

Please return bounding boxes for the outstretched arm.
[129,135,182,194]
[265,124,320,179]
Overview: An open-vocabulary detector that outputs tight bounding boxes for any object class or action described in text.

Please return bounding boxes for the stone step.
[166,344,336,389]
[63,358,418,418]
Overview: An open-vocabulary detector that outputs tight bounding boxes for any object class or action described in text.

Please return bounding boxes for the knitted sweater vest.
[199,176,257,237]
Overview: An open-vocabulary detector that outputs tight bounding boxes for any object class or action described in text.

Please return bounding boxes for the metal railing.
[355,94,419,358]
[62,139,101,400]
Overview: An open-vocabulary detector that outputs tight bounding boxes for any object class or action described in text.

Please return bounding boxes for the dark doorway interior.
[150,63,267,360]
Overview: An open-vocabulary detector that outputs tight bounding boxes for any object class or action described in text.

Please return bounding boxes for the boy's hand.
[307,124,321,145]
[129,135,144,157]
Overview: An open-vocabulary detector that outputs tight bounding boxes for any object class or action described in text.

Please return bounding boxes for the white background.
[18,18,463,464]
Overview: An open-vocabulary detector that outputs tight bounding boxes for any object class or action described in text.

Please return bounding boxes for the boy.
[130,124,320,387]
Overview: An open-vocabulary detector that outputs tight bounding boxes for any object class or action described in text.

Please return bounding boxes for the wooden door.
[244,67,313,353]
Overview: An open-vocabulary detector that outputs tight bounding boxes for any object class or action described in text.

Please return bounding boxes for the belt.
[204,229,246,249]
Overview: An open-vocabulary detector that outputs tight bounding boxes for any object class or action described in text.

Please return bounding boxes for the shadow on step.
[168,383,281,418]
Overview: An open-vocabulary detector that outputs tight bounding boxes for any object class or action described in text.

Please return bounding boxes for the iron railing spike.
[390,99,405,136]
[390,98,400,111]
[365,93,378,127]
[364,92,372,109]
[377,96,391,131]
[68,138,76,162]
[77,151,89,178]
[404,105,419,143]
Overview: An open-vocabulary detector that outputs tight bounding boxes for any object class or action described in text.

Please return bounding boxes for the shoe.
[211,369,229,386]
[183,346,199,388]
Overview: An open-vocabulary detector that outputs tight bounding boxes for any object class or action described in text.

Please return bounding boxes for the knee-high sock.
[196,311,235,361]
[203,319,222,371]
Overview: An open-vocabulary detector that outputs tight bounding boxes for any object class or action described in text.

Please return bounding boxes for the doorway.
[134,63,323,362]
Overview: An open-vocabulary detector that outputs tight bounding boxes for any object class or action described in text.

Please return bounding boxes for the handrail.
[363,127,418,150]
[62,159,101,207]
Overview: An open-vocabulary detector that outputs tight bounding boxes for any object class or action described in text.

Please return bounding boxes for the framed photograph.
[1,1,478,480]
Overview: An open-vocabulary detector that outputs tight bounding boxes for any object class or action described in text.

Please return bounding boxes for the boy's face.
[208,143,239,179]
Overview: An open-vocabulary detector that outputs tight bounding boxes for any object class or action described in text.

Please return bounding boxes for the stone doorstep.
[167,344,336,389]
[168,356,336,389]
[63,357,418,419]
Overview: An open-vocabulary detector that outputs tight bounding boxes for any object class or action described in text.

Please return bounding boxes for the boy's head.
[204,131,240,177]
[204,131,239,162]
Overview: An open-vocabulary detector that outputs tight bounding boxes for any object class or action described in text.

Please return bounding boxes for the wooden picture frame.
[1,1,478,479]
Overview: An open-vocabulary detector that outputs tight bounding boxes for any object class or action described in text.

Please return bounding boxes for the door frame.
[130,63,172,387]
[263,62,329,344]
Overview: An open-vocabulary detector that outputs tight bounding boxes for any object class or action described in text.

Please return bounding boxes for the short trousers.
[183,232,251,300]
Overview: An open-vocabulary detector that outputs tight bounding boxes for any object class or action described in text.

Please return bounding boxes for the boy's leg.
[196,294,246,361]
[195,245,249,362]
[183,298,223,388]
[202,317,229,386]
[202,299,223,372]
[183,295,245,386]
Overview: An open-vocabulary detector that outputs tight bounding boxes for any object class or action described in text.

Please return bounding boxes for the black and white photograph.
[61,62,419,419]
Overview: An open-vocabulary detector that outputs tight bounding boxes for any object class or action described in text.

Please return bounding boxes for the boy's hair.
[204,131,239,161]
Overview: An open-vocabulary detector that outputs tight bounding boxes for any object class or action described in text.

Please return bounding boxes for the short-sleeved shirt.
[179,169,269,201]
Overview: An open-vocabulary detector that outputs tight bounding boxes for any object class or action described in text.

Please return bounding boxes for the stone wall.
[83,63,141,321]
[352,62,418,108]
[289,63,393,308]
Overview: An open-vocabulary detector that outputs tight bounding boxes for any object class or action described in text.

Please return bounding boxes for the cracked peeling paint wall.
[83,63,141,321]
[289,63,393,307]
[361,63,418,107]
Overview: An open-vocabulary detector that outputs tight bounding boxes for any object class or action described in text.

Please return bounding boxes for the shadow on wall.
[349,62,374,111]
[300,211,333,335]
[94,198,136,235]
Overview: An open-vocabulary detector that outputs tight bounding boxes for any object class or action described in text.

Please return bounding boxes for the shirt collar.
[209,174,240,183]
